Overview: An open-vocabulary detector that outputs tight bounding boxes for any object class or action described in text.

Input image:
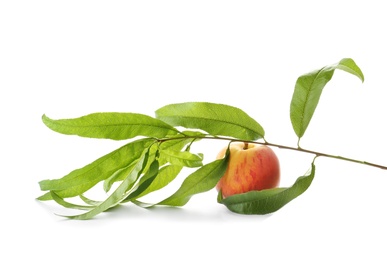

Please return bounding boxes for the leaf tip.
[338,57,365,83]
[41,114,52,127]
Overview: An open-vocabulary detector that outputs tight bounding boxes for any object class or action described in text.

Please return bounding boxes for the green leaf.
[336,58,364,81]
[158,155,229,207]
[42,112,178,140]
[218,163,315,214]
[155,102,265,140]
[159,149,203,168]
[63,149,151,220]
[50,191,95,210]
[103,160,139,193]
[79,194,101,206]
[128,165,183,202]
[122,159,160,201]
[290,58,364,140]
[38,138,155,200]
[158,131,205,166]
[158,131,205,152]
[103,143,163,192]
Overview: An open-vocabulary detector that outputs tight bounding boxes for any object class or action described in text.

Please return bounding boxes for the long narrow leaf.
[103,143,162,192]
[79,194,102,206]
[158,154,229,207]
[290,58,364,140]
[38,138,155,200]
[122,159,160,202]
[155,102,265,140]
[63,149,151,220]
[129,165,183,203]
[50,191,95,210]
[42,112,178,140]
[158,131,205,166]
[159,149,203,168]
[218,163,315,214]
[103,160,139,193]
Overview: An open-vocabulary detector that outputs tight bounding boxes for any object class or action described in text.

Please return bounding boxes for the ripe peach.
[216,142,280,198]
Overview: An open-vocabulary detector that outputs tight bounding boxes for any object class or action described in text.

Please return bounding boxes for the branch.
[158,135,387,171]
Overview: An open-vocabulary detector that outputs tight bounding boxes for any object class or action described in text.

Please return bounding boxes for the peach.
[216,142,280,198]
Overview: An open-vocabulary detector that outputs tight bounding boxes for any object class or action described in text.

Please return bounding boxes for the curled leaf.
[127,165,183,203]
[122,159,160,201]
[50,191,95,210]
[290,58,364,140]
[158,154,229,207]
[218,163,315,215]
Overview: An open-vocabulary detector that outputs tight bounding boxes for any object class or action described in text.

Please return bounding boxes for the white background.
[1,0,387,259]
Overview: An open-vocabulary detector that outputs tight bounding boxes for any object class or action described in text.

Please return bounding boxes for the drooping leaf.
[158,154,229,207]
[218,163,315,214]
[42,112,178,140]
[103,132,202,193]
[103,143,162,192]
[155,102,265,140]
[159,149,203,168]
[63,149,151,220]
[102,131,204,192]
[122,159,160,202]
[38,138,155,200]
[336,58,364,80]
[158,130,205,166]
[290,58,364,140]
[103,159,139,193]
[50,191,95,210]
[79,194,101,206]
[128,165,183,202]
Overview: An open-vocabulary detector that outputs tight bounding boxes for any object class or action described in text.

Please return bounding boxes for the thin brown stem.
[158,135,387,171]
